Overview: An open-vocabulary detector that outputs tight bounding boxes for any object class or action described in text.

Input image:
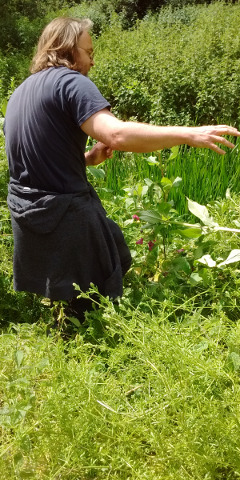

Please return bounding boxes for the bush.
[69,0,116,36]
[90,2,240,126]
[1,2,240,127]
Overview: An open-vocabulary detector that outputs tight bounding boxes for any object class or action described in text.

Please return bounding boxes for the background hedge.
[1,2,240,127]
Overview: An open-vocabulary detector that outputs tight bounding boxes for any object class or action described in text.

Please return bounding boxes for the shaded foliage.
[0,0,68,53]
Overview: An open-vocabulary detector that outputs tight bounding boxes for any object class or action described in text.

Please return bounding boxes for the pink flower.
[177,248,185,254]
[136,238,143,245]
[132,214,140,221]
[148,240,156,251]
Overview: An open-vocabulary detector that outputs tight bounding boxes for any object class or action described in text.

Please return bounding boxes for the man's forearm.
[110,122,190,152]
[81,109,240,155]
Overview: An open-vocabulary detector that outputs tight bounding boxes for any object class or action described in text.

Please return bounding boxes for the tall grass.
[1,143,240,478]
[101,142,240,215]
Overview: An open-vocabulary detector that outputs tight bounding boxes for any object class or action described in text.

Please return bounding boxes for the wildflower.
[177,248,185,254]
[148,240,156,251]
[132,214,140,221]
[136,238,143,245]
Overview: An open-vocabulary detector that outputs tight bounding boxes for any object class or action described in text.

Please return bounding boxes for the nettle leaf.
[87,166,105,179]
[14,350,24,367]
[197,254,216,268]
[125,197,134,208]
[69,316,81,328]
[187,198,219,227]
[144,178,153,186]
[146,156,159,165]
[161,177,172,188]
[218,249,240,267]
[228,352,240,371]
[189,272,203,286]
[141,185,149,196]
[192,340,209,352]
[157,202,172,216]
[172,176,182,188]
[169,145,179,160]
[172,257,191,275]
[139,210,162,224]
[133,183,148,197]
[178,227,202,239]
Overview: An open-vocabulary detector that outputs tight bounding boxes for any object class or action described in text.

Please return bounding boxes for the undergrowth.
[1,133,240,479]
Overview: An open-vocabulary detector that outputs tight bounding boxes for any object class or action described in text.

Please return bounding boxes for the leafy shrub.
[1,2,240,127]
[90,2,240,126]
[69,0,116,36]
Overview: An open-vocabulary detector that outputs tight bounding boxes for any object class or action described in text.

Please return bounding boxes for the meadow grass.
[0,298,240,479]
[100,141,240,216]
[1,144,240,479]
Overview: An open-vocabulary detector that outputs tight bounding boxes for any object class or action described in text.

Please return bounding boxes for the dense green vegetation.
[1,2,240,126]
[90,2,240,125]
[1,2,240,478]
[1,140,240,478]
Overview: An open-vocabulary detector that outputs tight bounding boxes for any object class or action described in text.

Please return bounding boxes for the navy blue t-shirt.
[4,67,110,193]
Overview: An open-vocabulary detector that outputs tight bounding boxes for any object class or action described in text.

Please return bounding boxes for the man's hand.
[85,141,113,166]
[186,125,240,154]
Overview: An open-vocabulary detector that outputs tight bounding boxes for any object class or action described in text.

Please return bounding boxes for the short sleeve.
[55,70,111,127]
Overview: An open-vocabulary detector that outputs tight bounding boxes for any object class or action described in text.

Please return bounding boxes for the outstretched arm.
[81,109,240,155]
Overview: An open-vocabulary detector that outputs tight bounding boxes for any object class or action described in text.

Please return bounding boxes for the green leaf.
[228,352,240,371]
[197,254,216,268]
[14,350,24,367]
[1,98,8,117]
[168,145,179,160]
[144,178,153,186]
[37,358,50,372]
[187,198,219,227]
[141,185,149,197]
[139,210,162,225]
[172,257,191,275]
[0,406,13,415]
[87,166,105,179]
[200,268,212,288]
[132,183,148,197]
[192,341,209,353]
[146,156,159,165]
[125,198,134,208]
[172,176,182,188]
[160,177,172,188]
[218,249,240,267]
[156,202,172,216]
[189,272,203,286]
[69,316,81,327]
[225,188,231,199]
[178,227,202,239]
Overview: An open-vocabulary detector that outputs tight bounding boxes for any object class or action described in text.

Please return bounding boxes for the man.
[4,17,240,320]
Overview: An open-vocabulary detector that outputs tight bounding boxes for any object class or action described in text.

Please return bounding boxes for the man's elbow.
[106,132,123,151]
[107,128,130,151]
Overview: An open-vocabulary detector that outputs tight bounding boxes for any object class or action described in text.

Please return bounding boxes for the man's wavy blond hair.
[30,17,93,73]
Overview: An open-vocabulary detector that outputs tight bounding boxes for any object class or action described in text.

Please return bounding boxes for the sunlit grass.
[100,141,240,216]
[0,302,240,479]
[1,139,240,478]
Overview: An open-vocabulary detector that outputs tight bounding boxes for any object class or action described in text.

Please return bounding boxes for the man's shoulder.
[49,67,92,84]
